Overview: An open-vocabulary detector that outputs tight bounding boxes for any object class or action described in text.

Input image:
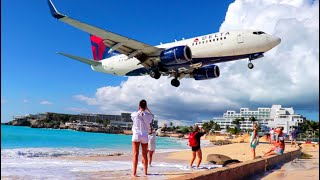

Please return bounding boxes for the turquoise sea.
[1,125,189,150]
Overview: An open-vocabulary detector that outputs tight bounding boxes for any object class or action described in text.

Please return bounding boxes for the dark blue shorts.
[192,146,200,151]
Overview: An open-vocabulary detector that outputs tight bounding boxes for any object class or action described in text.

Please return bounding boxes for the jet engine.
[193,65,220,80]
[160,45,192,65]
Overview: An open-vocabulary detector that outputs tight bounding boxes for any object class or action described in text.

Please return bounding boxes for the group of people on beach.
[130,99,207,177]
[249,123,289,159]
[130,100,294,176]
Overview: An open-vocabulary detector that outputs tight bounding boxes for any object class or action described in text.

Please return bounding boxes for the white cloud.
[40,100,53,105]
[74,0,319,124]
[73,95,97,105]
[23,99,29,103]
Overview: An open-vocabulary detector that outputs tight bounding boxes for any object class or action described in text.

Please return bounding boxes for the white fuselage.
[92,30,281,76]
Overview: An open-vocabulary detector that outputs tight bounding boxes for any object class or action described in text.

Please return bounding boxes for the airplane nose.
[275,37,281,45]
[269,36,281,47]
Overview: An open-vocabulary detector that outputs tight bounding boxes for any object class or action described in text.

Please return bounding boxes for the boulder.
[207,154,232,165]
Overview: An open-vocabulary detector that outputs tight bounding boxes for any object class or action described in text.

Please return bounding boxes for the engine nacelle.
[193,65,220,80]
[160,46,192,65]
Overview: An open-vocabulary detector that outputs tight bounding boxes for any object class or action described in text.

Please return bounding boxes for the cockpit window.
[253,31,266,35]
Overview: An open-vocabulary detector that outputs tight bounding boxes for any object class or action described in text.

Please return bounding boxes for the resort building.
[196,105,306,133]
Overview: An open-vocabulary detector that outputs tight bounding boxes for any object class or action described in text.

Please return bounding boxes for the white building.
[267,105,305,133]
[196,105,305,133]
[110,120,133,129]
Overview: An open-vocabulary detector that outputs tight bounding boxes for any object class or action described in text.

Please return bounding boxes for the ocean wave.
[1,148,129,159]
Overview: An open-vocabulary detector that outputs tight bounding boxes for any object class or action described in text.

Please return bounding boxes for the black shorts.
[192,146,200,152]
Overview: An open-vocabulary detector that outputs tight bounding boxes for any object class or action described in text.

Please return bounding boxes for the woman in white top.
[131,100,153,177]
[148,128,156,166]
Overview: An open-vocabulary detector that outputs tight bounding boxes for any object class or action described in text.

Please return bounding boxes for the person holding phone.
[131,100,153,177]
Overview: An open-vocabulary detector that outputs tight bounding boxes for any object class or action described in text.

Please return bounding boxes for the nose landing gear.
[248,61,254,69]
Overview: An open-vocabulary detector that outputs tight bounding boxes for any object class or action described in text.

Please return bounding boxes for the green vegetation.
[300,120,319,138]
[202,120,221,133]
[181,127,190,134]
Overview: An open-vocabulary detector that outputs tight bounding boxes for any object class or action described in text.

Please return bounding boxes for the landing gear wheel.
[150,70,161,79]
[154,71,161,79]
[248,62,254,69]
[171,79,180,87]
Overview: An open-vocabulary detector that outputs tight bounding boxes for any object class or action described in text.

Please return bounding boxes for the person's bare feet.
[131,174,139,178]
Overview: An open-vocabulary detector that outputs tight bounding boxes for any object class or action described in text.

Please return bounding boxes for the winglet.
[47,0,65,19]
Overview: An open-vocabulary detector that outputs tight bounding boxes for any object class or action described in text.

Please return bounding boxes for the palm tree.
[213,122,221,131]
[232,118,241,130]
[202,122,211,133]
[249,116,256,122]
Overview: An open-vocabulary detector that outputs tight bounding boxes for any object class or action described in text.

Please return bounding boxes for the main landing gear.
[149,69,161,79]
[171,78,180,87]
[149,66,181,87]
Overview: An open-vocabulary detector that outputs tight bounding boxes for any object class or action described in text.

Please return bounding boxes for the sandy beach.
[49,142,300,179]
[2,133,318,180]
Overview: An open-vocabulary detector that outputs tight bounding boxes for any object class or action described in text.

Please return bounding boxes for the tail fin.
[90,35,109,61]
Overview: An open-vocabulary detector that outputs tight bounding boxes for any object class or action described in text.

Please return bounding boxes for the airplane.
[47,0,281,87]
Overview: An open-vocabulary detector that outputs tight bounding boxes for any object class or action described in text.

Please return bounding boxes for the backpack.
[188,132,198,147]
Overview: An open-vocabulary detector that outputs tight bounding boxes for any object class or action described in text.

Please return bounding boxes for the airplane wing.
[47,0,163,68]
[57,52,101,66]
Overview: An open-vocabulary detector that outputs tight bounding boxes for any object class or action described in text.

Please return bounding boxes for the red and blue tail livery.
[90,35,108,61]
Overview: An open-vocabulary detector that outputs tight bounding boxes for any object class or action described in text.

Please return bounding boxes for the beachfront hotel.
[196,105,306,133]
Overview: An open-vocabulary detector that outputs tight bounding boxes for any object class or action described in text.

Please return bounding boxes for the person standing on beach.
[250,123,259,159]
[148,128,156,166]
[290,128,298,148]
[189,125,206,168]
[131,100,154,177]
[269,128,275,144]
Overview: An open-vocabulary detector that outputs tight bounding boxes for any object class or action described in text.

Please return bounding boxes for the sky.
[1,0,319,125]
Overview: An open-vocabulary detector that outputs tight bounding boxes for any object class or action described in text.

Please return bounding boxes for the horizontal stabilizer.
[57,52,101,66]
